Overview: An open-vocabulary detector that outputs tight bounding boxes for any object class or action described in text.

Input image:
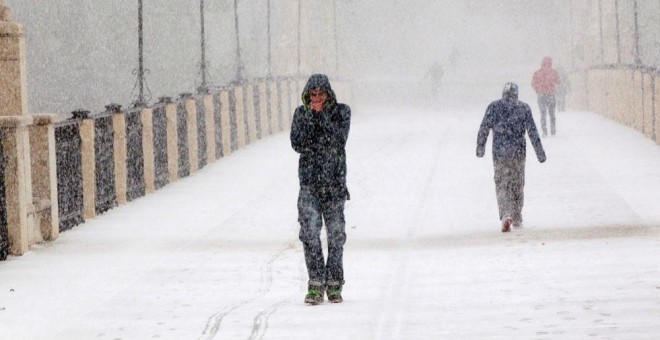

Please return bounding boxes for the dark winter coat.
[291,74,351,199]
[476,97,546,162]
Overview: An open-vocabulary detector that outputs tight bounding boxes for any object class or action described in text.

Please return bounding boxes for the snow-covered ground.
[1,104,659,339]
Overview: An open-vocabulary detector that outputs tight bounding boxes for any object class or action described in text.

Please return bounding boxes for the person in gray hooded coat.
[477,82,546,232]
[291,74,351,304]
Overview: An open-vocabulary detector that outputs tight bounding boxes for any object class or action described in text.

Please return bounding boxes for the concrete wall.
[567,0,659,144]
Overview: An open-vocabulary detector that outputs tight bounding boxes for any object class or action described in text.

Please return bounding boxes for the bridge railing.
[1,76,352,260]
[60,78,296,225]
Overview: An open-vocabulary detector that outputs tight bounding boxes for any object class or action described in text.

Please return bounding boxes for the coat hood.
[542,57,553,69]
[501,82,519,100]
[301,74,337,110]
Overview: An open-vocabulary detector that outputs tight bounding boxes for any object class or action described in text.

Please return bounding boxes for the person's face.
[310,88,328,105]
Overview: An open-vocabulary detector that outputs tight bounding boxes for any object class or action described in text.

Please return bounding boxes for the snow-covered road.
[1,105,659,339]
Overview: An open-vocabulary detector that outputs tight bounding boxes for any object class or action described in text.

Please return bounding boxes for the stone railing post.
[0,3,28,117]
[268,79,281,133]
[219,90,232,156]
[0,116,33,255]
[28,114,59,241]
[233,85,246,149]
[202,94,216,164]
[110,106,127,205]
[289,78,299,124]
[77,111,96,220]
[257,81,270,137]
[642,72,654,140]
[164,100,178,183]
[1,3,38,255]
[244,84,257,143]
[655,74,660,145]
[140,106,155,194]
[184,96,199,174]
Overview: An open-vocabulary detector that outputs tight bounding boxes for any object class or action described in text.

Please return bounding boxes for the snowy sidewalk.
[1,105,659,339]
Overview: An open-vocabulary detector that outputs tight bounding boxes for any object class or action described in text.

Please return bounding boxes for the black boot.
[326,281,343,303]
[304,281,324,305]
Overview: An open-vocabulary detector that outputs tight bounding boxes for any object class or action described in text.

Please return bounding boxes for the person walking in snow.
[555,65,571,112]
[476,82,546,232]
[531,57,560,136]
[423,61,444,102]
[291,74,351,305]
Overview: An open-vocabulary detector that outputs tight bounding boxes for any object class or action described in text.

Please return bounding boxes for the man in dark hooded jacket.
[477,82,546,232]
[291,74,351,304]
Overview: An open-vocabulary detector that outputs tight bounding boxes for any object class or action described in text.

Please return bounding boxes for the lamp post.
[132,0,149,108]
[333,0,339,76]
[233,0,245,82]
[198,0,210,93]
[267,0,272,78]
[633,0,641,65]
[296,0,301,79]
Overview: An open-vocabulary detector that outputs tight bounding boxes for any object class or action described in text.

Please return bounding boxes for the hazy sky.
[5,0,572,114]
[339,0,570,80]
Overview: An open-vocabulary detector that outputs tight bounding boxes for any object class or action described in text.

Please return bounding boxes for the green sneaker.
[326,284,343,303]
[304,283,324,305]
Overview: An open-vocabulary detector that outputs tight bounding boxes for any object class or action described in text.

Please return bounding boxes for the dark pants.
[493,158,526,224]
[537,94,556,135]
[297,186,346,287]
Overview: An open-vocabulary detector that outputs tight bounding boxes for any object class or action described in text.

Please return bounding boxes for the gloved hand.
[476,146,485,158]
[538,153,546,163]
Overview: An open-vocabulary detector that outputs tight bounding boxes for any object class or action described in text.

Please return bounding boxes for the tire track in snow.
[198,241,296,340]
[248,297,294,340]
[247,232,309,339]
[374,127,450,339]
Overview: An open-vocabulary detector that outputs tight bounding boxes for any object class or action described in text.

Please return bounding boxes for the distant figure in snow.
[423,62,444,102]
[531,57,560,136]
[555,65,571,112]
[290,74,351,305]
[476,82,546,232]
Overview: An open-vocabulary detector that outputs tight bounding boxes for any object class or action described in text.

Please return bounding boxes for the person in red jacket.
[531,57,560,136]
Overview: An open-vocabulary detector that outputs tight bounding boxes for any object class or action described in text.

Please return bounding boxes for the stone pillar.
[277,80,288,131]
[633,70,644,133]
[28,114,59,241]
[233,85,246,149]
[269,80,281,133]
[655,75,660,144]
[244,84,257,143]
[140,107,155,194]
[618,70,635,126]
[0,116,33,254]
[79,117,96,220]
[642,73,654,140]
[258,81,270,137]
[165,102,178,183]
[278,79,290,130]
[203,95,216,164]
[219,90,232,156]
[289,78,299,124]
[0,3,28,118]
[0,2,10,20]
[112,111,127,205]
[185,98,198,174]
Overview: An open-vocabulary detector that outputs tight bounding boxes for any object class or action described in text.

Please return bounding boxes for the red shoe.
[501,217,512,232]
